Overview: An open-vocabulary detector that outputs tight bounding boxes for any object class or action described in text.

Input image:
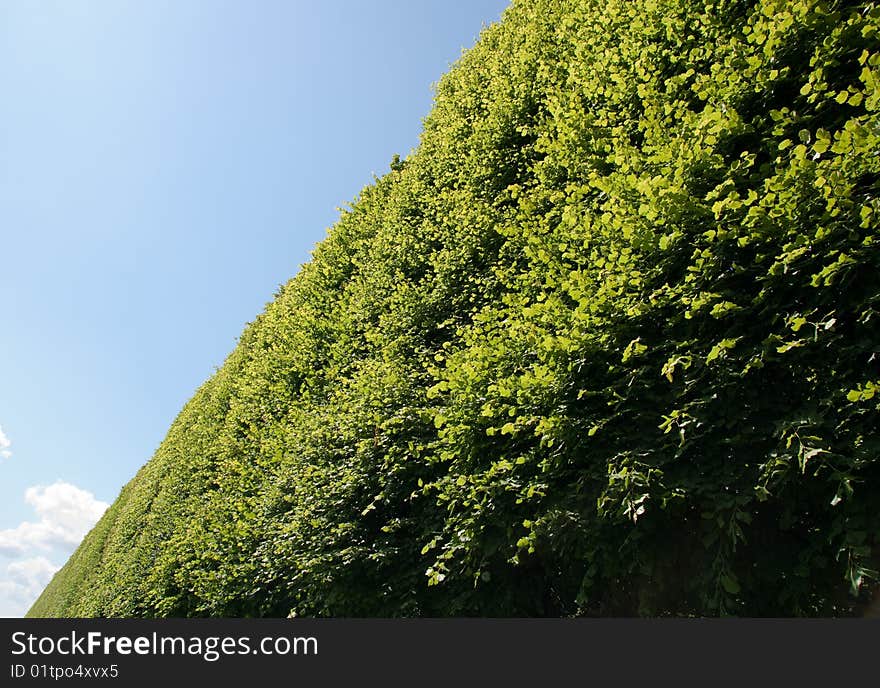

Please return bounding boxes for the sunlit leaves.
[31,0,880,619]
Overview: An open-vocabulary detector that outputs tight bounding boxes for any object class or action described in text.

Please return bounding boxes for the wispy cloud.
[0,481,108,617]
[0,425,11,460]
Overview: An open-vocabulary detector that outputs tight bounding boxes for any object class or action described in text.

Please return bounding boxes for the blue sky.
[0,0,509,616]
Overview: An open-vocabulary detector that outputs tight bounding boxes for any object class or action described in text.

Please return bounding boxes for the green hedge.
[30,0,880,617]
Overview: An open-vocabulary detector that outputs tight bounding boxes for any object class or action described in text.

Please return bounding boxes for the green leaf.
[720,574,740,595]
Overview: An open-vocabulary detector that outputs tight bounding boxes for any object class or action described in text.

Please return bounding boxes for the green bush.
[30,0,880,617]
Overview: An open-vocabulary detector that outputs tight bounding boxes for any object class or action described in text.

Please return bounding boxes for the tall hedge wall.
[31,0,880,617]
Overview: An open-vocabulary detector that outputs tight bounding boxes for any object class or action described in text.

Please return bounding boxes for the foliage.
[29,0,880,618]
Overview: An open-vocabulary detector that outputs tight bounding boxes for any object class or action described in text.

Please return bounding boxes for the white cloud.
[25,482,108,545]
[0,425,11,460]
[0,557,58,615]
[0,481,108,617]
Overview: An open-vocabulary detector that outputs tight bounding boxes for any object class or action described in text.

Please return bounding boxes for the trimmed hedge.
[31,0,880,617]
